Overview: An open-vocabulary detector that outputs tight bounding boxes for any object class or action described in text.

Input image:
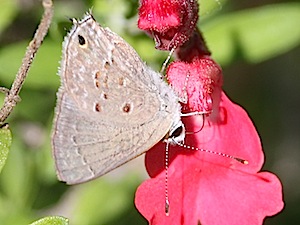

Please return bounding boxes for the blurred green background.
[0,0,299,224]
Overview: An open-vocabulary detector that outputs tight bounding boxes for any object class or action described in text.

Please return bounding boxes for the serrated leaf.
[0,125,11,173]
[29,216,69,225]
[202,3,300,65]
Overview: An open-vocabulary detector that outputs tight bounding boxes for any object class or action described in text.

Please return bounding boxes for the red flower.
[138,0,198,50]
[135,92,284,225]
[136,1,284,224]
[167,56,223,114]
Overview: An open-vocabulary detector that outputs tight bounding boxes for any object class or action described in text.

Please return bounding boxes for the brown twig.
[0,0,53,124]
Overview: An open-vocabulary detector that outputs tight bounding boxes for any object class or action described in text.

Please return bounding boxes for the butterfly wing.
[52,14,181,184]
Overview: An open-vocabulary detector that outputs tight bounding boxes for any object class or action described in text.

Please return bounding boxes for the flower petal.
[135,93,284,225]
[138,0,199,50]
[167,56,223,114]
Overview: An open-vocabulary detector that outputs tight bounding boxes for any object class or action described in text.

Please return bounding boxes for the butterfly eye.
[163,121,185,144]
[78,34,87,48]
[170,125,184,139]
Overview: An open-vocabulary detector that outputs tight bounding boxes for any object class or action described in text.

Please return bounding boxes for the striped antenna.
[174,140,248,165]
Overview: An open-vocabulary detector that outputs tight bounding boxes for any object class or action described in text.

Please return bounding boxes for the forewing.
[61,15,163,124]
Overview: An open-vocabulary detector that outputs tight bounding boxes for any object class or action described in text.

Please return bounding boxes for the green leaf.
[0,136,35,209]
[0,0,19,35]
[0,125,11,173]
[71,174,143,225]
[0,40,61,90]
[29,216,69,225]
[93,0,129,34]
[202,3,300,65]
[199,0,228,18]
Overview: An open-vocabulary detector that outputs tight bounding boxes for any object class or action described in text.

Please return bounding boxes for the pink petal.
[136,161,283,225]
[138,0,181,32]
[135,93,284,224]
[167,57,223,114]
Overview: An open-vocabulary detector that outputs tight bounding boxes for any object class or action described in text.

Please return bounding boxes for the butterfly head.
[164,120,185,145]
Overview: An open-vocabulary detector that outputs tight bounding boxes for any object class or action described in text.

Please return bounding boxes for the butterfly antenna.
[181,110,211,134]
[181,110,212,117]
[174,140,248,165]
[160,47,175,74]
[165,142,170,216]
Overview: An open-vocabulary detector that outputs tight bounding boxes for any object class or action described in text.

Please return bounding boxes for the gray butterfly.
[52,13,185,184]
